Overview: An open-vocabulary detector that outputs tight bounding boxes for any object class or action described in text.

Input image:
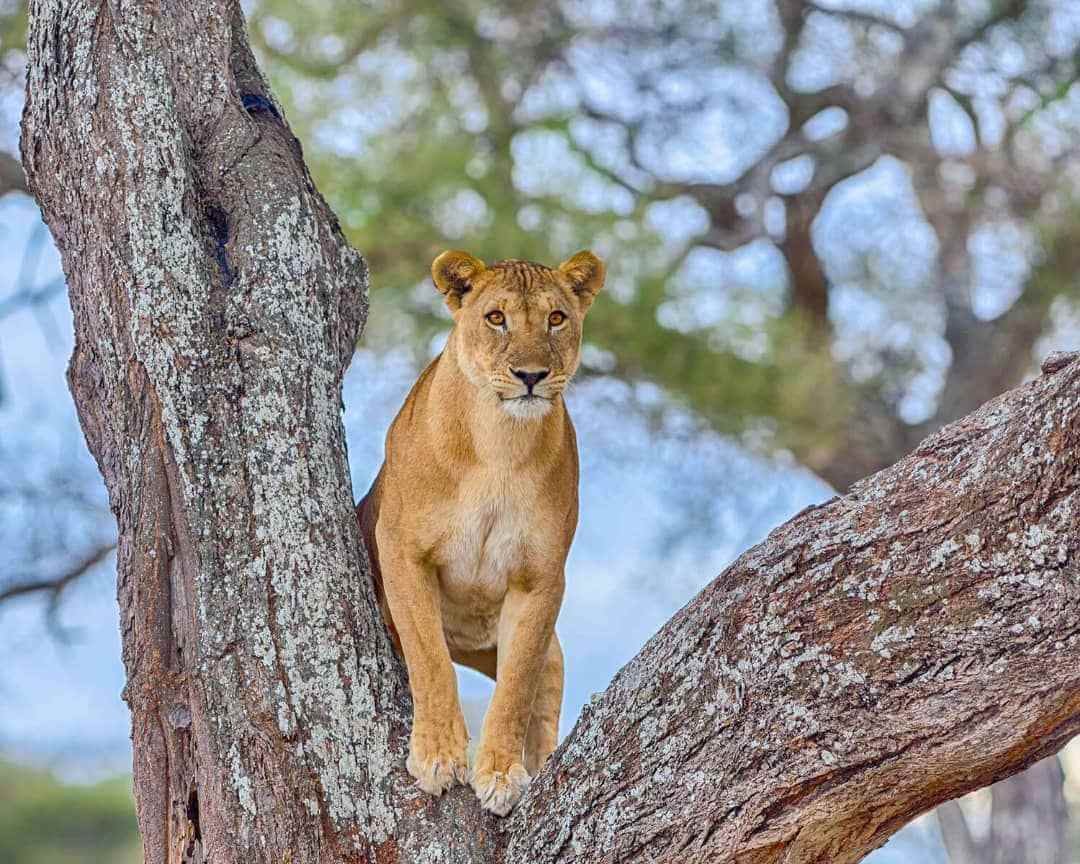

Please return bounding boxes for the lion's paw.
[407,719,469,797]
[471,757,530,816]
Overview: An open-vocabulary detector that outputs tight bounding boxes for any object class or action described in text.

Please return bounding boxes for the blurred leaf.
[0,760,140,864]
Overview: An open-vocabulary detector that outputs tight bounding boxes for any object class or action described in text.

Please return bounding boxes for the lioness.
[356,249,603,815]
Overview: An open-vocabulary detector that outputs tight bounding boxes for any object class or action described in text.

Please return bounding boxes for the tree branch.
[802,1,909,36]
[0,542,116,606]
[507,353,1080,863]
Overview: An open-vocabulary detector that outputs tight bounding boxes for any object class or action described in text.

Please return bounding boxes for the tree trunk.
[18,2,461,861]
[989,757,1068,864]
[21,2,1080,863]
[936,757,1069,864]
[937,800,981,864]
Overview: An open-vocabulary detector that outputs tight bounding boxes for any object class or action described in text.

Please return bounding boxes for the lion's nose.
[511,367,550,393]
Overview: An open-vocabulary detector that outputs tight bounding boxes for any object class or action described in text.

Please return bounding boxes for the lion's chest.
[436,471,533,649]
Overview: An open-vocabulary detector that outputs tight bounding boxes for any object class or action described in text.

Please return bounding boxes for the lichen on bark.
[21,0,407,860]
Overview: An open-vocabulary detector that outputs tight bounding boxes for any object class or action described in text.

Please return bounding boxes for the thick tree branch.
[507,352,1080,863]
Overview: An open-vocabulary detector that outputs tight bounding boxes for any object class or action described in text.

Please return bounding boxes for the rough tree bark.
[21,2,1080,863]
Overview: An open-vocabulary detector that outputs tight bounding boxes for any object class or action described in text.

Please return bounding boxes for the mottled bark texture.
[18,1,439,861]
[21,2,1080,863]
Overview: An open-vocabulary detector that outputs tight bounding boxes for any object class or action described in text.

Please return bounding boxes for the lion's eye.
[485,310,505,327]
[548,311,567,328]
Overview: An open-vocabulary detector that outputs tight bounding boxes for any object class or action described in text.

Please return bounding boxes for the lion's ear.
[432,250,486,311]
[558,250,605,312]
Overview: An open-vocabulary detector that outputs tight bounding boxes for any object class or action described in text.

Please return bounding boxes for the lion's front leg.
[525,634,564,776]
[473,575,563,815]
[377,527,469,796]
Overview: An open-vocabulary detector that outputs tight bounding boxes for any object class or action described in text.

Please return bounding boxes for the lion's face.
[432,251,605,420]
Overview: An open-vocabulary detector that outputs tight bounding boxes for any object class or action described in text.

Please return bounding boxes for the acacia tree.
[20,1,1080,863]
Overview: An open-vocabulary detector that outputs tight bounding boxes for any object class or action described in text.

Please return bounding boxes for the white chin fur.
[501,397,553,420]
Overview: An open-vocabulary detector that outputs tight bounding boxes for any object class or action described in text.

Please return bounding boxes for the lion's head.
[431,250,605,420]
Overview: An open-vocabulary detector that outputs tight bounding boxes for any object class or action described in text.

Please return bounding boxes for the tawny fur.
[356,249,603,815]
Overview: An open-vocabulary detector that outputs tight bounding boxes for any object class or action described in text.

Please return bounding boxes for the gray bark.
[937,800,981,864]
[20,1,1080,863]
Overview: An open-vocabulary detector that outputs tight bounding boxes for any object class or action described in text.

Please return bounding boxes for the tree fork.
[21,1,1080,862]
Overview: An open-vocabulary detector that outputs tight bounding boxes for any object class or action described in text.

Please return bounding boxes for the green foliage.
[251,0,630,354]
[249,2,823,430]
[0,760,140,864]
[240,0,1080,488]
[0,5,27,55]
